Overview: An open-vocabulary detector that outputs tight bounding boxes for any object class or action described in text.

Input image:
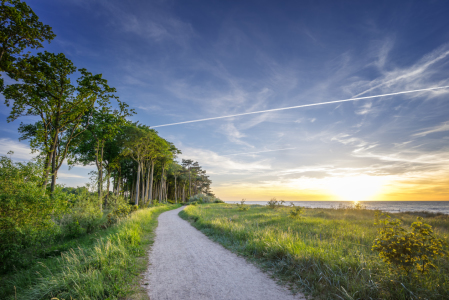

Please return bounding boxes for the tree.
[3,51,117,193]
[182,159,193,198]
[142,130,164,204]
[122,124,148,206]
[70,104,133,206]
[0,0,55,88]
[168,162,182,203]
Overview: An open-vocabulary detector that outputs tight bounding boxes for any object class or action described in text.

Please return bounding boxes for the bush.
[372,213,447,275]
[60,192,102,238]
[236,199,249,211]
[0,156,67,272]
[266,197,284,209]
[188,193,223,204]
[289,204,304,219]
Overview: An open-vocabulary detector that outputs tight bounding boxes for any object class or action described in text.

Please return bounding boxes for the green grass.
[180,203,449,300]
[0,204,180,300]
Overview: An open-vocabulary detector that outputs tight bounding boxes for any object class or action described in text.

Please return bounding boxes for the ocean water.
[224,201,449,214]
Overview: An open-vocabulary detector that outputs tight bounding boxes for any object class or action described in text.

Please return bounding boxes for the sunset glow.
[1,1,448,201]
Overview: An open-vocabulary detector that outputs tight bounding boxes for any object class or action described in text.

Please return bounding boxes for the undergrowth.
[0,204,180,300]
[180,204,449,300]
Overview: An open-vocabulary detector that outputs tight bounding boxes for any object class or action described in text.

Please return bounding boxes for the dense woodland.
[0,0,216,274]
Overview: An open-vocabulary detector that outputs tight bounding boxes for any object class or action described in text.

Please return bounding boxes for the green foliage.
[0,205,177,300]
[4,51,120,192]
[60,192,102,238]
[188,193,222,204]
[289,204,304,219]
[0,0,55,87]
[180,205,449,300]
[236,199,249,211]
[372,213,447,275]
[266,197,284,209]
[0,156,67,272]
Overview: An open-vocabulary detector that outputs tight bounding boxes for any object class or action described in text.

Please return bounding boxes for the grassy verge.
[180,204,449,300]
[1,204,180,300]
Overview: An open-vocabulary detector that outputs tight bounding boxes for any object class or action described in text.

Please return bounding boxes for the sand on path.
[143,206,306,300]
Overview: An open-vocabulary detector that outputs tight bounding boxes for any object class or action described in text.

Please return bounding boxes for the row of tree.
[0,0,214,205]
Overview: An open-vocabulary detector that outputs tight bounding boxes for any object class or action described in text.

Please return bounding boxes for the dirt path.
[143,206,306,300]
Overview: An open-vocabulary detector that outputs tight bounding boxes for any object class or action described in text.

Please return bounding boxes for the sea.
[224,201,449,214]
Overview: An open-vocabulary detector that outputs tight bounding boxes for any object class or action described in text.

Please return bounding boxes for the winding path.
[143,207,306,300]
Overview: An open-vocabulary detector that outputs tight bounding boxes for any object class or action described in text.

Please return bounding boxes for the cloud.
[413,121,449,137]
[354,43,449,97]
[57,173,86,178]
[0,138,36,161]
[180,146,270,174]
[219,123,253,147]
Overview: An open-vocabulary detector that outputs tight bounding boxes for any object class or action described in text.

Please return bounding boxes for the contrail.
[151,85,449,128]
[221,147,296,156]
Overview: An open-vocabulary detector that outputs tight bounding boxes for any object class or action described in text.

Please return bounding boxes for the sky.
[1,0,449,201]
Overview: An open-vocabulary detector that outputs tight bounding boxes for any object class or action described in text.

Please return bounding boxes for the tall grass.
[1,204,179,300]
[180,204,449,300]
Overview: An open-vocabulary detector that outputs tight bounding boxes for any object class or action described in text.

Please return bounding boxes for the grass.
[180,203,449,300]
[0,204,180,300]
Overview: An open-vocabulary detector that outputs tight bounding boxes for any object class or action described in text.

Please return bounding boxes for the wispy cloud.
[354,43,449,97]
[151,86,449,127]
[180,146,270,174]
[413,121,449,137]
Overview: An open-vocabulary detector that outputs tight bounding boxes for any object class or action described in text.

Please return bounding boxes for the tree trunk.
[135,160,141,206]
[174,176,177,203]
[140,162,145,205]
[105,172,110,206]
[188,168,191,198]
[159,166,165,202]
[182,184,185,202]
[148,160,154,204]
[165,181,168,202]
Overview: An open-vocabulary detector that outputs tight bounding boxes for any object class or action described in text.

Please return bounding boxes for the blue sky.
[1,0,449,200]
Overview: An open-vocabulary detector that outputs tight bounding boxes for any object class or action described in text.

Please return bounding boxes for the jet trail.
[221,147,296,156]
[151,85,449,128]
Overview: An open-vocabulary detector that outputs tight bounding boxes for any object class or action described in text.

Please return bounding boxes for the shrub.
[352,202,366,210]
[289,204,304,219]
[188,193,223,204]
[236,199,249,211]
[0,156,67,272]
[60,192,102,238]
[105,194,133,225]
[266,197,284,209]
[372,213,447,275]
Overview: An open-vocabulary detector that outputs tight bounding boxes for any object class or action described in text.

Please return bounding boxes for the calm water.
[224,201,449,214]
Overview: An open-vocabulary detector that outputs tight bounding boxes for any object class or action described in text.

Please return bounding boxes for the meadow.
[180,203,449,300]
[0,204,180,300]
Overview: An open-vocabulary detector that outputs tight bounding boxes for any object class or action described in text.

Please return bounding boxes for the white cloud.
[220,123,253,147]
[413,121,449,137]
[0,138,36,161]
[57,173,86,178]
[180,146,270,174]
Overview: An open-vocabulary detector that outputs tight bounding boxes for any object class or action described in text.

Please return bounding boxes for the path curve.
[143,206,306,300]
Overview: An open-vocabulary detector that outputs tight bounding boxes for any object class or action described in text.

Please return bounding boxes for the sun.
[326,175,386,201]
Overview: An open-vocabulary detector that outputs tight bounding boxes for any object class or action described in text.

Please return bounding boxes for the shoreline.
[224,200,449,215]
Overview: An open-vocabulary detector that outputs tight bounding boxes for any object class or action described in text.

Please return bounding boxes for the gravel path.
[143,206,306,300]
